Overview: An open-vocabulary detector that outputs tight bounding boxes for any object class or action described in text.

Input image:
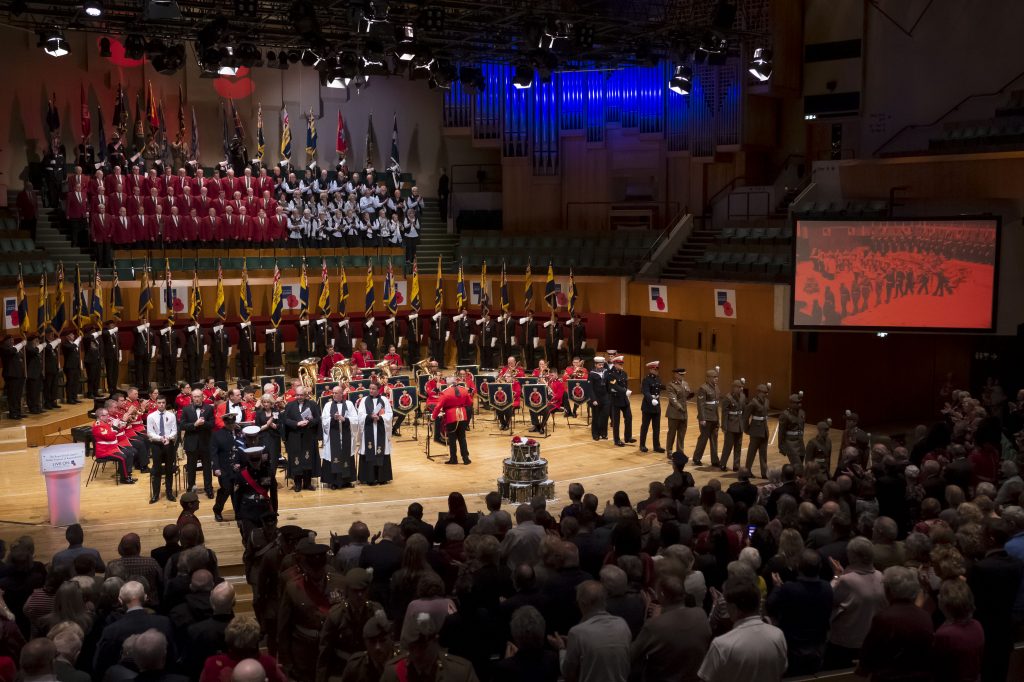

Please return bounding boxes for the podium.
[40,443,86,526]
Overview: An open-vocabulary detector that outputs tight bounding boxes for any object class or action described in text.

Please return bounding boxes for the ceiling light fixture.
[43,28,69,57]
[83,0,103,17]
[668,64,692,95]
[748,47,772,82]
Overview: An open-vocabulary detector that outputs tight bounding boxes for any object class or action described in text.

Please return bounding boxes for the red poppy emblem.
[480,383,490,396]
[172,297,185,312]
[529,391,543,406]
[571,385,586,401]
[398,393,412,409]
[286,294,298,307]
[396,291,405,304]
[493,388,507,403]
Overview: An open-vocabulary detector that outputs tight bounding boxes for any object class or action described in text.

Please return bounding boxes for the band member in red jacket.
[92,407,137,484]
[432,376,473,465]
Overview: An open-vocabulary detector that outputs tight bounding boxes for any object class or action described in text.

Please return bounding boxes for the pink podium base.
[45,469,82,526]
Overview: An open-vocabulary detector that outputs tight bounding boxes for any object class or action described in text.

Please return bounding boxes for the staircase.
[659,222,720,280]
[34,210,97,272]
[415,199,460,273]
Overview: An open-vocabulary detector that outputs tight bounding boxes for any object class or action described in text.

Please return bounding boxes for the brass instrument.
[374,359,393,380]
[413,358,431,375]
[331,358,353,383]
[298,357,320,393]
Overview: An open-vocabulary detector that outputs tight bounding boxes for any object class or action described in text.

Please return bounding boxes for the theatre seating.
[457,231,658,274]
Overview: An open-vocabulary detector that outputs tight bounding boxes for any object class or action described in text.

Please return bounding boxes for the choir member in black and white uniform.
[403,208,420,264]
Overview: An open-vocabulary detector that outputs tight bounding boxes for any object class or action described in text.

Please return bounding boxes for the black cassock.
[283,398,321,476]
[321,399,356,487]
[357,395,393,485]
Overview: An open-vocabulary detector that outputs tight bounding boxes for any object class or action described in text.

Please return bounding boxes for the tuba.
[298,357,320,393]
[413,358,431,375]
[374,359,393,381]
[331,358,353,383]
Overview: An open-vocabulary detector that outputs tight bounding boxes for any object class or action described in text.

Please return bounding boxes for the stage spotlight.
[300,48,323,67]
[217,46,238,75]
[696,32,727,65]
[234,0,257,17]
[123,34,146,60]
[43,28,69,57]
[237,42,261,67]
[83,0,103,17]
[98,36,111,57]
[419,5,443,32]
[512,64,534,89]
[748,47,772,82]
[668,64,692,95]
[395,24,417,61]
[574,22,594,49]
[460,66,485,95]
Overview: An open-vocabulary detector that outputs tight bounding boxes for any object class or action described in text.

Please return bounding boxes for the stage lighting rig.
[41,27,69,57]
[395,24,417,61]
[83,0,103,18]
[124,33,146,60]
[748,47,772,82]
[512,64,534,89]
[668,64,692,95]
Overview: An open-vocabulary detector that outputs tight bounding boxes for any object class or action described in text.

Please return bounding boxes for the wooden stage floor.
[0,397,796,568]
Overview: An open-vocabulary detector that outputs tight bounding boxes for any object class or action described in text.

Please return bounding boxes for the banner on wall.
[281,284,302,311]
[715,289,737,318]
[3,297,17,329]
[394,281,408,308]
[158,285,185,315]
[648,285,667,312]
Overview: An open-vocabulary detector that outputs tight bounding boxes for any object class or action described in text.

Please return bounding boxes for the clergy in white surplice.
[357,382,394,485]
[320,385,359,489]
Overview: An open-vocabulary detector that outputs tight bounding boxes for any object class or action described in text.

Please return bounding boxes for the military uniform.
[587,358,610,441]
[339,650,390,682]
[238,323,255,384]
[277,549,346,682]
[184,326,205,382]
[639,362,665,453]
[363,321,381,358]
[778,394,806,468]
[805,421,833,474]
[101,324,120,395]
[379,652,479,682]
[316,591,384,681]
[60,333,82,404]
[256,525,307,655]
[405,315,421,368]
[265,328,283,369]
[43,336,61,408]
[543,317,561,371]
[156,325,177,387]
[720,381,747,471]
[479,316,497,369]
[210,324,230,383]
[429,313,448,366]
[336,318,354,357]
[132,324,151,389]
[314,319,334,359]
[25,339,43,413]
[520,315,539,369]
[83,332,103,398]
[843,412,869,465]
[607,360,633,446]
[454,313,473,366]
[743,385,770,478]
[297,320,314,358]
[665,369,691,457]
[0,339,25,418]
[693,370,720,466]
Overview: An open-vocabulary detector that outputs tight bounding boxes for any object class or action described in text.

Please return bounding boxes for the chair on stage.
[74,424,120,487]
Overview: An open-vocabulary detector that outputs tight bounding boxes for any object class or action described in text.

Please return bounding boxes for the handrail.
[563,200,681,232]
[639,204,690,265]
[702,175,746,219]
[872,68,1024,157]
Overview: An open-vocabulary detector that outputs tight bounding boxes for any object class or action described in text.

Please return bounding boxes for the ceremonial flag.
[568,267,578,318]
[138,265,153,321]
[80,84,91,140]
[72,265,83,329]
[117,84,128,135]
[524,260,534,312]
[339,259,349,316]
[16,266,29,333]
[388,111,400,171]
[456,261,466,309]
[132,94,145,154]
[365,112,379,169]
[500,262,510,314]
[335,109,348,161]
[146,81,159,131]
[90,268,104,324]
[434,255,443,313]
[255,103,265,161]
[270,262,283,328]
[364,262,375,318]
[36,272,48,333]
[221,103,230,161]
[305,108,317,165]
[110,270,123,321]
[318,258,331,316]
[215,260,226,320]
[280,107,292,161]
[409,258,421,313]
[299,259,309,318]
[479,260,489,311]
[51,263,66,332]
[230,99,244,141]
[239,262,252,322]
[157,99,168,145]
[164,259,175,324]
[190,106,199,163]
[46,92,60,133]
[177,85,186,139]
[385,261,398,315]
[544,262,557,308]
[189,268,202,322]
[96,106,106,161]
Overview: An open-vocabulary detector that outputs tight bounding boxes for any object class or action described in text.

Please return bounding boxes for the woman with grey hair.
[855,566,934,679]
[824,536,886,670]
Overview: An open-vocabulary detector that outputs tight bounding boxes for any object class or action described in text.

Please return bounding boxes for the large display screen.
[792,218,999,331]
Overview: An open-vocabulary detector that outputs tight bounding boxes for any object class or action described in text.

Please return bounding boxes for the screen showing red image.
[792,218,998,330]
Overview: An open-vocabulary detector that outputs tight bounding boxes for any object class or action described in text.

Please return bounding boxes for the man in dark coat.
[132,322,152,389]
[284,385,322,492]
[181,388,215,498]
[24,334,43,414]
[210,323,229,383]
[184,324,205,383]
[588,356,610,441]
[210,412,242,522]
[60,330,82,404]
[156,322,177,387]
[237,322,255,385]
[429,311,448,367]
[43,329,61,408]
[0,335,26,418]
[101,320,120,395]
[83,327,103,398]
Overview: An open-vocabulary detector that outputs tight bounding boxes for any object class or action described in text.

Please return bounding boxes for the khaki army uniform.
[380,651,480,682]
[316,597,386,682]
[778,406,806,468]
[665,374,691,457]
[278,568,346,682]
[805,432,833,474]
[720,389,747,471]
[694,378,720,466]
[339,649,397,682]
[743,392,770,478]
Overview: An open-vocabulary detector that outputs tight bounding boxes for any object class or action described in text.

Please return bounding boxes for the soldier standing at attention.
[778,393,807,468]
[693,368,721,467]
[719,379,747,472]
[60,329,83,404]
[25,334,43,414]
[607,356,634,447]
[639,361,665,454]
[316,568,385,681]
[380,607,478,682]
[337,612,398,682]
[805,420,833,474]
[101,320,120,396]
[665,368,691,459]
[82,326,103,399]
[743,383,771,479]
[588,356,610,441]
[843,410,870,466]
[43,329,61,408]
[277,542,345,682]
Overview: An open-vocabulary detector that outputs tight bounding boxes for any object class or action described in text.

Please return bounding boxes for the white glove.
[432,312,441,321]
[176,349,182,358]
[490,338,497,347]
[581,341,586,349]
[557,340,564,349]
[651,399,659,406]
[299,320,309,326]
[339,319,349,327]
[511,337,518,346]
[626,389,633,397]
[445,331,450,341]
[518,317,528,325]
[543,320,552,328]
[118,350,123,361]
[150,347,156,358]
[365,319,374,328]
[533,337,539,349]
[469,334,476,345]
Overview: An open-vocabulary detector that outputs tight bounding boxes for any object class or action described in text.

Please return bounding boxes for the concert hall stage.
[0,401,95,448]
[0,396,794,579]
